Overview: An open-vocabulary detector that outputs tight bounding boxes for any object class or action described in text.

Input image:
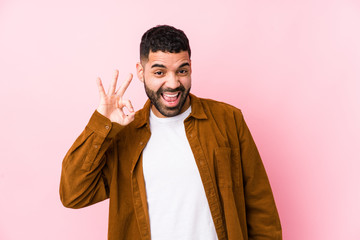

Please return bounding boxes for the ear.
[136,62,144,82]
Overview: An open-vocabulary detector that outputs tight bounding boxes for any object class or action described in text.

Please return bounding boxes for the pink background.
[1,0,359,239]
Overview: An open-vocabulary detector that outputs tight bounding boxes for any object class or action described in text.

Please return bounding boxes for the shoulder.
[196,96,244,118]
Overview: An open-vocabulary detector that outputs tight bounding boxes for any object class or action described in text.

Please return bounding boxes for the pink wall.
[1,0,359,239]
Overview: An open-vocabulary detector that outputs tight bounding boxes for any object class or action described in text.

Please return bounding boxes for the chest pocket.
[215,147,241,188]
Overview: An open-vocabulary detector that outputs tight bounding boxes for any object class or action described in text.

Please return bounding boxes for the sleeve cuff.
[86,110,124,138]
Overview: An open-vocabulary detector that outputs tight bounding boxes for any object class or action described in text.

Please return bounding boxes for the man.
[60,25,282,240]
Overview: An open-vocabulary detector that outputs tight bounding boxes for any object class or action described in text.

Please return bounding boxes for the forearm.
[243,149,282,240]
[59,110,122,208]
[237,112,282,239]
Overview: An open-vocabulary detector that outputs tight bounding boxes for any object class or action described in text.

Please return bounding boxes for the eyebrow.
[150,62,190,69]
[151,64,166,69]
[178,62,190,68]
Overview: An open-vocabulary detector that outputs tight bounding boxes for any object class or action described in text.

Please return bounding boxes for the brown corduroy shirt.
[60,93,282,240]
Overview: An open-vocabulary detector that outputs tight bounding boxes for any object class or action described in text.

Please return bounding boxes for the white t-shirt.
[142,106,218,240]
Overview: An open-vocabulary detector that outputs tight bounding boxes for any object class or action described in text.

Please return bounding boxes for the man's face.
[136,51,192,118]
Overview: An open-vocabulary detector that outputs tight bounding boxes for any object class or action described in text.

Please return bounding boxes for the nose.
[164,72,180,89]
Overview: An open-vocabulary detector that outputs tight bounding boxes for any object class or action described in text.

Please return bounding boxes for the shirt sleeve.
[237,111,282,239]
[59,110,123,209]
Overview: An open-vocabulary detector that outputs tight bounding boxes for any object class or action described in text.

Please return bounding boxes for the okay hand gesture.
[96,70,135,126]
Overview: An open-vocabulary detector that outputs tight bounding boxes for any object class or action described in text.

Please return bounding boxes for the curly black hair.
[140,25,191,62]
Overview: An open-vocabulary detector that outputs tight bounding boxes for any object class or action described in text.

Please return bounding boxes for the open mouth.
[161,92,181,106]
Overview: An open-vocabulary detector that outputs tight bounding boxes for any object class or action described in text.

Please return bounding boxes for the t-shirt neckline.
[149,106,192,124]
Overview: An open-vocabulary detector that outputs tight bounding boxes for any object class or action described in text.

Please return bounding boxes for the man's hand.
[96,70,135,126]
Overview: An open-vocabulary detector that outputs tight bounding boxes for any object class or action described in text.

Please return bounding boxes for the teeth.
[164,93,178,97]
[162,92,179,103]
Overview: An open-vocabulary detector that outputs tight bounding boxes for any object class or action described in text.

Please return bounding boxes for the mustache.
[157,85,186,94]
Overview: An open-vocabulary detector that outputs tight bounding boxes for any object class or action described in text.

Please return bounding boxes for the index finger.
[96,77,106,98]
[108,69,119,95]
[116,73,133,97]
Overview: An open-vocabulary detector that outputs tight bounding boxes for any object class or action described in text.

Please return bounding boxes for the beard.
[144,81,190,117]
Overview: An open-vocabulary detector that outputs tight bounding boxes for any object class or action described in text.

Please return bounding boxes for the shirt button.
[139,142,143,145]
[94,145,98,148]
[105,125,110,130]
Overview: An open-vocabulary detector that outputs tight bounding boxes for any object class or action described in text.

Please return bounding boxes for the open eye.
[178,69,188,75]
[154,71,164,76]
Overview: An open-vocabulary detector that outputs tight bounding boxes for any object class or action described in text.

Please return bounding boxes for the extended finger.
[116,73,133,97]
[96,77,106,98]
[108,69,119,95]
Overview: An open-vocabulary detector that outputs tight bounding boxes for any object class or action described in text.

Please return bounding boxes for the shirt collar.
[187,93,207,120]
[134,93,207,129]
